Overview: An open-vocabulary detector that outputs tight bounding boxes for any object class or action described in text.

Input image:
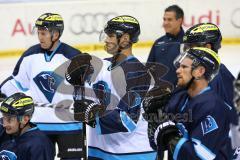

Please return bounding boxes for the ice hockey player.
[66,15,157,159]
[182,23,239,150]
[182,23,236,112]
[0,13,83,159]
[0,92,54,160]
[144,47,232,159]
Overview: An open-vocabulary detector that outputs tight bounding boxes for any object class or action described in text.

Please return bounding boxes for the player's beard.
[104,42,119,55]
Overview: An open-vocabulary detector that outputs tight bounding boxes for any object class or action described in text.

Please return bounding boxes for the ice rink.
[0,45,239,82]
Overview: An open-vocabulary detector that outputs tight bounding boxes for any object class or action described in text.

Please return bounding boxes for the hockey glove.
[65,53,94,86]
[154,120,182,153]
[142,87,172,121]
[74,99,106,127]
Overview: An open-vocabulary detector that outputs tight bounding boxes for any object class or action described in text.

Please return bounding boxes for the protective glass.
[0,114,17,125]
[99,30,108,42]
[32,26,50,35]
[173,51,189,69]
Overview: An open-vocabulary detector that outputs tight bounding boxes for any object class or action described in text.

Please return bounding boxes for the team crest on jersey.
[201,115,218,135]
[33,71,63,102]
[0,150,17,160]
[93,80,111,106]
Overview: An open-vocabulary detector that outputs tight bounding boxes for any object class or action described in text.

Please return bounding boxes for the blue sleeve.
[96,62,151,134]
[173,103,231,160]
[209,64,238,124]
[209,64,235,106]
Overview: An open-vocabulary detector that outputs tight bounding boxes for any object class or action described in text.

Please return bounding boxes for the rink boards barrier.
[0,0,240,57]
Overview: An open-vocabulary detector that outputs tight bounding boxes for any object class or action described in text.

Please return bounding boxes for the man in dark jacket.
[147,5,185,88]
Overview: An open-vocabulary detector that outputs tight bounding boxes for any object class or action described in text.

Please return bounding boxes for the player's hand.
[73,99,105,127]
[65,53,94,86]
[142,87,171,118]
[154,120,181,152]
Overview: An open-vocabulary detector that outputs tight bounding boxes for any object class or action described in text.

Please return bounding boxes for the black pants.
[48,132,83,159]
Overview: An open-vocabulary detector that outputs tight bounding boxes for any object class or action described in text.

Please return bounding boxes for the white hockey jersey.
[86,56,157,159]
[0,42,82,133]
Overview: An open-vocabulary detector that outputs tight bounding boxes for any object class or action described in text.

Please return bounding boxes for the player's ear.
[21,115,31,125]
[193,66,205,79]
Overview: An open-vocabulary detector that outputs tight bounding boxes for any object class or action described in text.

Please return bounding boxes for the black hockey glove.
[65,53,94,86]
[74,99,106,127]
[154,120,182,153]
[142,87,172,121]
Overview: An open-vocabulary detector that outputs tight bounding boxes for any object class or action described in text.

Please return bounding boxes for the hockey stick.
[73,85,87,160]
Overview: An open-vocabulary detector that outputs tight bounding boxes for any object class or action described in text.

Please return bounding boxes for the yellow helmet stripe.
[39,14,63,21]
[112,16,138,24]
[12,97,33,108]
[192,47,221,65]
[191,24,218,33]
[45,15,63,21]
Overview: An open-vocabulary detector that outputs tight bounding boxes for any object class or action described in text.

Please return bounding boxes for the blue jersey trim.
[180,97,188,112]
[224,102,232,110]
[27,126,38,132]
[88,147,157,160]
[196,86,211,96]
[14,79,28,91]
[44,41,62,62]
[120,111,136,132]
[36,122,82,131]
[191,138,216,160]
[95,116,102,134]
[173,137,188,160]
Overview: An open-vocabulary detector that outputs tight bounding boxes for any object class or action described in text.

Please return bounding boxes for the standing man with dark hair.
[0,13,83,159]
[147,5,185,88]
